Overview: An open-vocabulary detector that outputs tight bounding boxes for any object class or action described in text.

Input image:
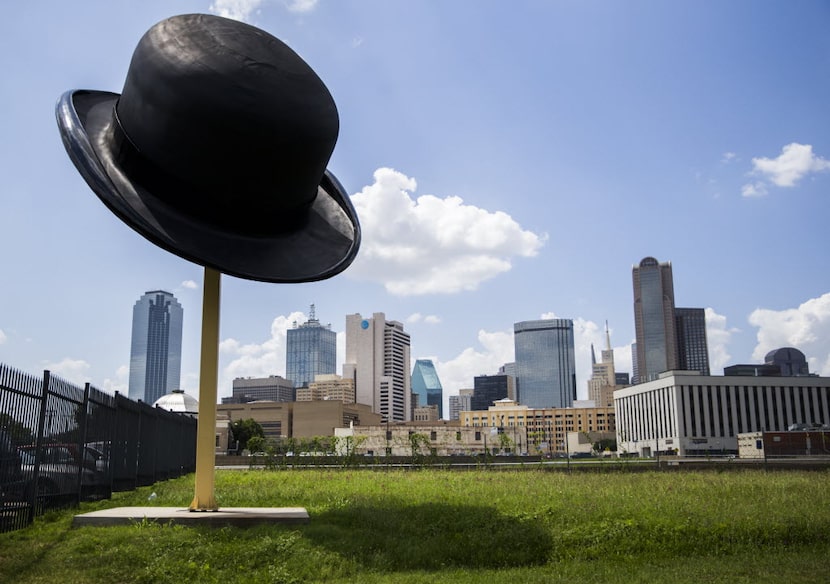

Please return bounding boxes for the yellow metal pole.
[189,266,221,511]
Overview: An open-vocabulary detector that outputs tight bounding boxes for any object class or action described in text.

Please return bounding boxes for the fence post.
[74,383,91,503]
[27,371,51,523]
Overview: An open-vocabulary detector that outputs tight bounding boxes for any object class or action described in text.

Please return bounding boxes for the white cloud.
[284,0,318,13]
[0,329,6,344]
[741,182,768,198]
[407,313,442,325]
[722,152,737,164]
[101,365,129,395]
[44,358,91,387]
[218,311,305,395]
[705,307,737,374]
[181,280,198,290]
[349,168,545,295]
[209,0,264,22]
[434,329,515,397]
[748,292,830,375]
[751,143,830,187]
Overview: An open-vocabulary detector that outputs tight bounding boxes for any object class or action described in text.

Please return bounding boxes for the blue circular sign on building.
[361,319,369,329]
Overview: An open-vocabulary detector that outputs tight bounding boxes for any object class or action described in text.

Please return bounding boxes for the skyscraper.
[675,307,710,375]
[449,388,473,421]
[286,304,336,388]
[471,374,513,411]
[343,313,411,422]
[411,359,444,419]
[514,318,576,409]
[632,257,678,383]
[587,322,618,407]
[128,290,183,404]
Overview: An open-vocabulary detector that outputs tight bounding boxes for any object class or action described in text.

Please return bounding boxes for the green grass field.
[1,468,829,583]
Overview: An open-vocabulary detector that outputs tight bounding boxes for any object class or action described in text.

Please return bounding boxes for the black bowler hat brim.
[56,90,360,283]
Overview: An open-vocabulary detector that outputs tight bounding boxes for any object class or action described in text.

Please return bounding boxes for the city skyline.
[1,2,828,417]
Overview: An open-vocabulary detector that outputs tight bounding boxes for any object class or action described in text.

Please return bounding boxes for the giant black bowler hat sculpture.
[56,13,360,283]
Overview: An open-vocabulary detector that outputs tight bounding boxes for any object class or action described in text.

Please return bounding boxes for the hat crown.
[114,14,339,234]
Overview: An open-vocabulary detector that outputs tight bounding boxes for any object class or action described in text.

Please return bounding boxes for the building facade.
[217,400,381,446]
[459,398,616,456]
[296,374,355,403]
[343,312,411,422]
[765,347,811,376]
[514,319,576,408]
[614,370,830,457]
[411,359,444,419]
[285,304,336,388]
[224,376,295,404]
[675,307,710,375]
[449,388,473,421]
[632,257,678,383]
[128,290,183,404]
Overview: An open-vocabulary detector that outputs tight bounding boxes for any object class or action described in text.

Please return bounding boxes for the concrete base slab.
[73,506,309,528]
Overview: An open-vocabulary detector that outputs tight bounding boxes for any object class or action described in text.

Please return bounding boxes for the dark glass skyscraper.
[472,374,513,411]
[514,319,576,409]
[675,307,710,375]
[411,359,444,418]
[129,290,183,404]
[633,257,678,382]
[286,305,336,388]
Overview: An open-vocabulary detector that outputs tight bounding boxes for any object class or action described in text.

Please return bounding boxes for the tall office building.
[471,374,513,411]
[632,257,678,383]
[449,388,473,421]
[286,304,336,388]
[514,319,576,409]
[587,323,618,408]
[675,307,710,375]
[411,359,444,419]
[343,313,411,422]
[128,290,183,404]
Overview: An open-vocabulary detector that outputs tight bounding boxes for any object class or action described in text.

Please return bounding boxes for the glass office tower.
[411,359,444,419]
[675,307,710,375]
[129,290,183,404]
[286,305,336,388]
[632,257,678,383]
[514,319,576,409]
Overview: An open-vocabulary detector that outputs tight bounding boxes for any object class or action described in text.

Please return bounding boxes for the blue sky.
[1,1,828,414]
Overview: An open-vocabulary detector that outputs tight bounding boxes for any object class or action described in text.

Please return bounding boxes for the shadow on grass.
[303,501,551,571]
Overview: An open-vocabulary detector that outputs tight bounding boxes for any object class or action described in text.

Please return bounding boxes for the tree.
[230,418,264,452]
[593,438,617,453]
[0,413,35,446]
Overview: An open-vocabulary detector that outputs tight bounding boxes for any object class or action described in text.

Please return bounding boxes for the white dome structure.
[153,389,199,417]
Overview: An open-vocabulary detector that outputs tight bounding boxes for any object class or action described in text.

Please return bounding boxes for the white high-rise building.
[128,290,183,404]
[343,313,411,422]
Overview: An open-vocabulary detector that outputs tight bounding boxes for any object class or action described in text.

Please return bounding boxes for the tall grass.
[1,468,828,583]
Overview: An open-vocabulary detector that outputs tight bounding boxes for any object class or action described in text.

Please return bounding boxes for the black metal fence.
[0,363,197,533]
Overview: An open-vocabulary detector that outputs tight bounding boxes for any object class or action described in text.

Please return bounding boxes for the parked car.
[18,444,109,499]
